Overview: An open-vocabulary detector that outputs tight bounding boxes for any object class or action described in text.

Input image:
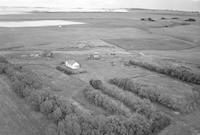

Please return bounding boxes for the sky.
[0,0,200,11]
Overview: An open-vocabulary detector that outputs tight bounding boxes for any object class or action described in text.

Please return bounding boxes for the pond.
[0,20,85,27]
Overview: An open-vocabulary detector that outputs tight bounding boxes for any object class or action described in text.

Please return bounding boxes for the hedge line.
[109,78,199,113]
[129,60,200,85]
[56,65,86,75]
[83,86,132,117]
[89,79,171,133]
[90,79,154,117]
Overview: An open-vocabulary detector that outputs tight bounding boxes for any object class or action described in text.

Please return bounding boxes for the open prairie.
[0,9,200,135]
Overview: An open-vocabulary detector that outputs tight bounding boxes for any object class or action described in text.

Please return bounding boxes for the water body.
[0,20,85,27]
[0,7,128,15]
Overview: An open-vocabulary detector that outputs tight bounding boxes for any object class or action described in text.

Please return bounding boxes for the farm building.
[65,60,80,69]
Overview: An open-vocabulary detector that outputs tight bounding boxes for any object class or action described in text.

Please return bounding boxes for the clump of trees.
[90,79,171,133]
[185,18,196,22]
[56,65,78,75]
[129,60,200,85]
[83,86,132,117]
[140,18,155,22]
[89,79,154,117]
[0,56,9,63]
[109,78,193,113]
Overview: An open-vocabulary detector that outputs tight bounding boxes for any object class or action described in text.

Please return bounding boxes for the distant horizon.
[0,6,199,13]
[0,0,200,12]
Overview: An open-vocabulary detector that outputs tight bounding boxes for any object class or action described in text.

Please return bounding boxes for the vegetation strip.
[56,65,86,75]
[0,56,172,135]
[83,85,132,117]
[89,79,171,133]
[129,60,200,85]
[109,78,200,113]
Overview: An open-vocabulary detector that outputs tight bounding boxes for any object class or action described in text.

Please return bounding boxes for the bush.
[21,87,33,98]
[56,65,86,75]
[15,72,42,89]
[148,18,155,21]
[0,63,7,74]
[102,115,127,135]
[63,114,81,135]
[3,65,17,81]
[79,114,102,135]
[83,86,132,117]
[50,107,63,122]
[0,56,8,63]
[57,99,77,118]
[150,112,171,134]
[124,113,151,135]
[11,80,27,97]
[185,18,196,22]
[45,123,58,135]
[27,90,50,111]
[171,17,179,19]
[40,99,55,115]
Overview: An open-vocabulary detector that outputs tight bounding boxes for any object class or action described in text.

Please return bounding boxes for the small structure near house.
[88,52,101,60]
[184,18,196,22]
[65,60,80,70]
[41,50,54,58]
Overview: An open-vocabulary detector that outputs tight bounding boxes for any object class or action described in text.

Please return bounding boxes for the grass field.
[0,9,200,135]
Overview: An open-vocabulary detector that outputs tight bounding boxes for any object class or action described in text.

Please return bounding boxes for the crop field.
[0,9,200,135]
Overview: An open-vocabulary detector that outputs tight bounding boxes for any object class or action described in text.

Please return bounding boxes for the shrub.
[83,86,132,117]
[63,114,81,135]
[79,114,102,135]
[150,112,171,134]
[57,120,66,135]
[124,113,151,135]
[171,17,179,19]
[27,90,50,111]
[50,107,63,122]
[21,87,33,98]
[185,18,196,22]
[57,99,77,118]
[148,18,155,21]
[40,99,55,115]
[0,63,7,74]
[3,65,17,81]
[0,56,8,63]
[183,91,200,112]
[15,72,42,89]
[11,79,27,97]
[102,115,127,135]
[45,123,58,135]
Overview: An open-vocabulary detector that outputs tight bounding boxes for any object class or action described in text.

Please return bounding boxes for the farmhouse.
[65,60,80,69]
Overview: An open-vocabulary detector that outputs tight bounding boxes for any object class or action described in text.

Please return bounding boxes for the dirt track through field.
[0,76,47,135]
